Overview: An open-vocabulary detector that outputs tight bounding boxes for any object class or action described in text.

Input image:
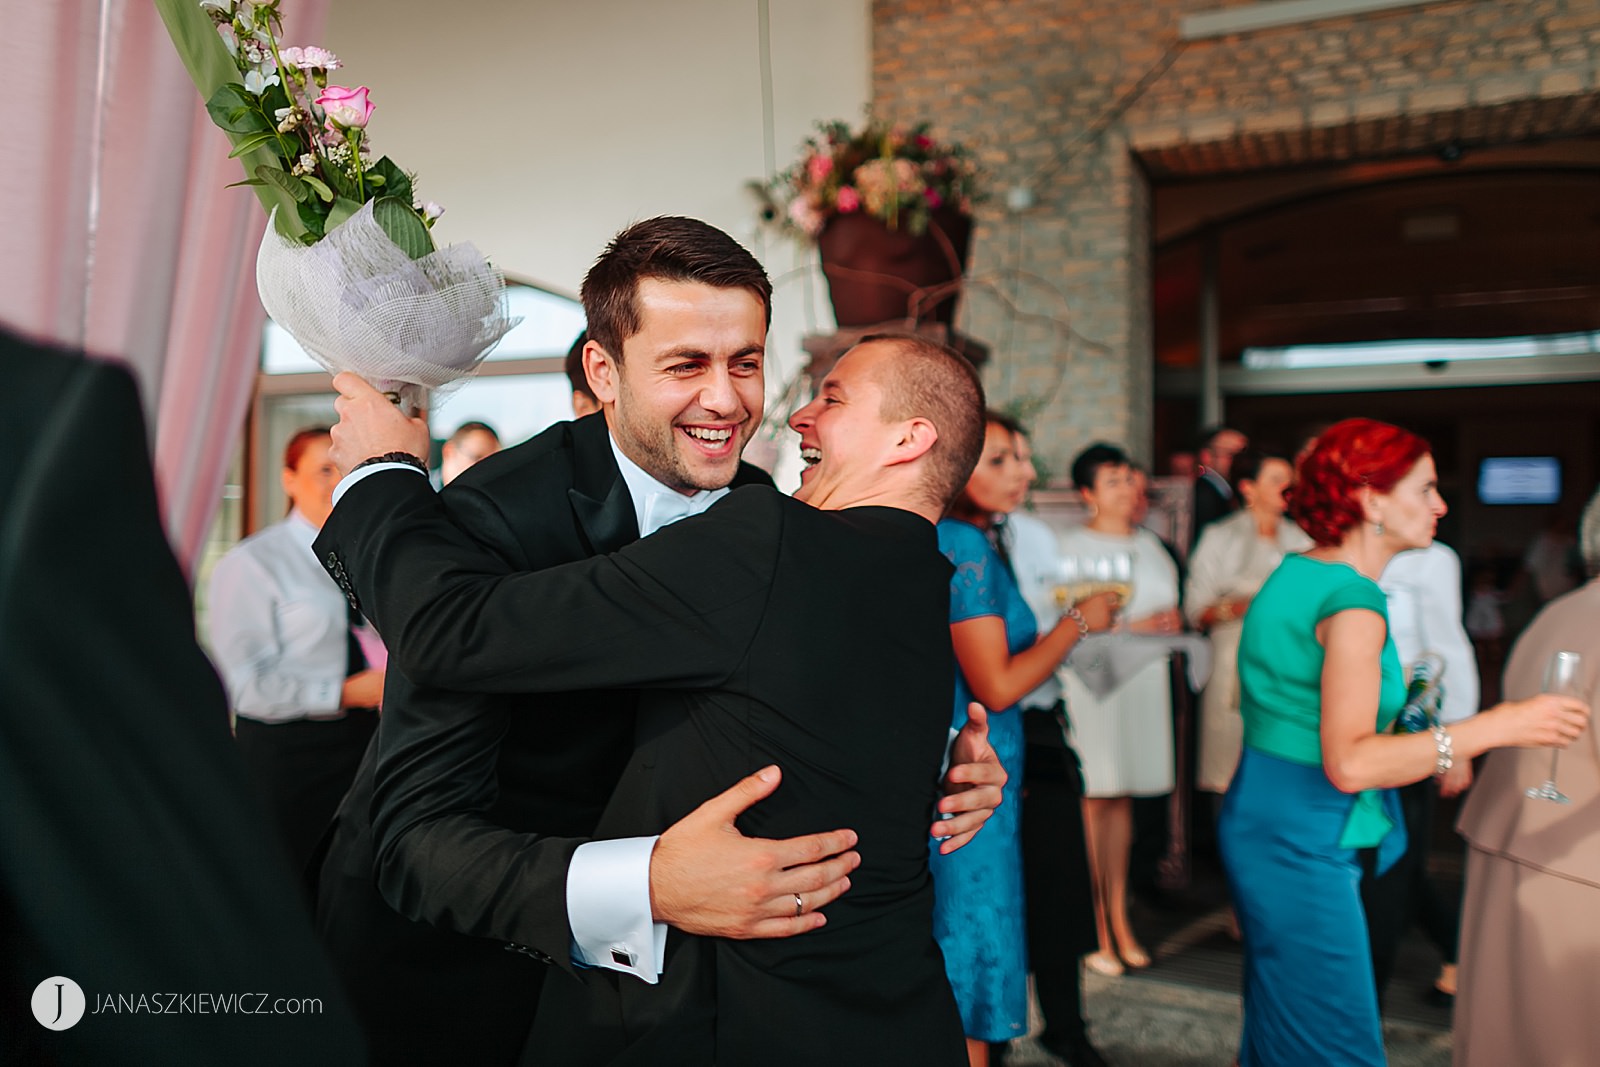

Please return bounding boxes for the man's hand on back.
[931,702,1006,854]
[649,765,860,939]
[329,372,432,478]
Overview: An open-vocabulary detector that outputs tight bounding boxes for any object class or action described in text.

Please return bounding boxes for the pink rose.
[923,189,942,209]
[317,85,374,129]
[806,153,834,184]
[835,186,862,213]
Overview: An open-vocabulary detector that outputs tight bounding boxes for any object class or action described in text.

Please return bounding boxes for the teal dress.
[1218,555,1408,1066]
[929,519,1031,1042]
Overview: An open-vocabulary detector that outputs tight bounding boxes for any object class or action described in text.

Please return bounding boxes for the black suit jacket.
[314,414,771,1064]
[0,337,363,1065]
[1190,468,1235,550]
[319,474,967,1065]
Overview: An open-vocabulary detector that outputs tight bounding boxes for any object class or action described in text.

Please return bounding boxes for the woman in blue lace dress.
[932,413,1115,1067]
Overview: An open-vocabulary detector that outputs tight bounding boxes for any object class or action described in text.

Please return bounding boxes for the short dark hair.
[446,421,498,447]
[1070,442,1130,491]
[1228,446,1289,494]
[860,334,986,511]
[282,426,330,471]
[564,330,596,403]
[580,217,772,362]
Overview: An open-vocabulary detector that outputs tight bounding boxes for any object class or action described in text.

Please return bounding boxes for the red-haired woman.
[1217,418,1589,1066]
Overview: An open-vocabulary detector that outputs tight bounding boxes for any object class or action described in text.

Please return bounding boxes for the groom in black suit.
[313,218,1004,1064]
[320,335,987,1064]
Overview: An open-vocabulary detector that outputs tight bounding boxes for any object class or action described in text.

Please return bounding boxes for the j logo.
[30,976,85,1030]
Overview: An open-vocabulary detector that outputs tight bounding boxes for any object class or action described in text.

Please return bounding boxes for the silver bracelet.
[1430,724,1454,775]
[1062,605,1090,637]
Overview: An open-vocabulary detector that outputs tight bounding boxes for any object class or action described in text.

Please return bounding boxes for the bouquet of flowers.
[756,118,980,241]
[187,0,514,410]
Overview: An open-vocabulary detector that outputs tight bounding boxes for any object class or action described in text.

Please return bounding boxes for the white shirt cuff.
[567,836,667,983]
[333,462,426,506]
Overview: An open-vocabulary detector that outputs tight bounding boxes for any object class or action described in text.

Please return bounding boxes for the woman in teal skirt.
[1219,418,1589,1066]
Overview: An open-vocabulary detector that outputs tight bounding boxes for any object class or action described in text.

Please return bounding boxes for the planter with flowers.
[760,119,980,329]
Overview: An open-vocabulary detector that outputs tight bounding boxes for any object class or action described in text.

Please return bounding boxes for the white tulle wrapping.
[256,202,518,411]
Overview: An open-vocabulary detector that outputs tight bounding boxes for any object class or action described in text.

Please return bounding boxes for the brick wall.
[872,0,1600,468]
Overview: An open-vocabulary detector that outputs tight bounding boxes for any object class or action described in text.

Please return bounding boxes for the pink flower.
[282,45,340,71]
[923,189,942,209]
[317,85,374,129]
[835,186,862,213]
[805,153,834,185]
[787,197,825,237]
[915,134,933,149]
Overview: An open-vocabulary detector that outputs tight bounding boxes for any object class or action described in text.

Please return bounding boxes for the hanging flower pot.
[758,118,982,329]
[816,206,972,328]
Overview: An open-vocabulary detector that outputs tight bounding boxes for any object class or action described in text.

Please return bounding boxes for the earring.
[1375,519,1386,536]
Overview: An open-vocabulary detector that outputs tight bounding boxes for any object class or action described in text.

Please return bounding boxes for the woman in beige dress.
[1455,488,1600,1067]
[1185,449,1312,797]
[1058,443,1183,976]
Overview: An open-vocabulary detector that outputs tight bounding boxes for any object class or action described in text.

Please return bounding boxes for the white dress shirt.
[1379,542,1480,724]
[1003,511,1065,710]
[565,436,727,983]
[205,509,348,723]
[329,431,730,983]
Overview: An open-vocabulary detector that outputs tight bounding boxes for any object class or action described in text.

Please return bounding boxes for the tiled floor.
[994,865,1457,1066]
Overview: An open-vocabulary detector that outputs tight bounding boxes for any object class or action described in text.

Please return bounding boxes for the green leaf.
[301,174,335,203]
[323,163,360,202]
[206,86,270,133]
[368,157,412,205]
[326,197,363,230]
[207,82,253,111]
[260,83,292,115]
[227,130,283,159]
[364,174,386,187]
[155,0,306,241]
[371,196,434,260]
[225,178,269,189]
[296,199,327,240]
[257,165,311,204]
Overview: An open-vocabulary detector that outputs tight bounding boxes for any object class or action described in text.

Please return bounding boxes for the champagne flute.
[1526,650,1583,804]
[1052,555,1084,611]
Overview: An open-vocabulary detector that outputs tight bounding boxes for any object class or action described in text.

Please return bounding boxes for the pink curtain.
[0,0,329,577]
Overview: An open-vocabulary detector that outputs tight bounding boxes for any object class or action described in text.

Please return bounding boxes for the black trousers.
[1016,705,1099,1050]
[234,709,378,882]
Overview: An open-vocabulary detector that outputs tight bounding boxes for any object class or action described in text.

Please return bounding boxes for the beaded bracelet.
[1430,723,1455,776]
[1062,604,1090,637]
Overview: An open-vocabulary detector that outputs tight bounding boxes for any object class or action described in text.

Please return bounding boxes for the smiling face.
[789,343,899,507]
[587,278,767,494]
[1373,453,1448,549]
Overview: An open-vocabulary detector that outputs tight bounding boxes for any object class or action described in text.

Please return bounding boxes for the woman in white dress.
[1058,443,1183,976]
[1185,449,1312,798]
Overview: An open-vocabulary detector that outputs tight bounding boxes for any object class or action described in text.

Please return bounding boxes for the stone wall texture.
[872,0,1600,466]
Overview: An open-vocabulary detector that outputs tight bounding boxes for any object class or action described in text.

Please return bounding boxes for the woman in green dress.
[1217,418,1589,1066]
